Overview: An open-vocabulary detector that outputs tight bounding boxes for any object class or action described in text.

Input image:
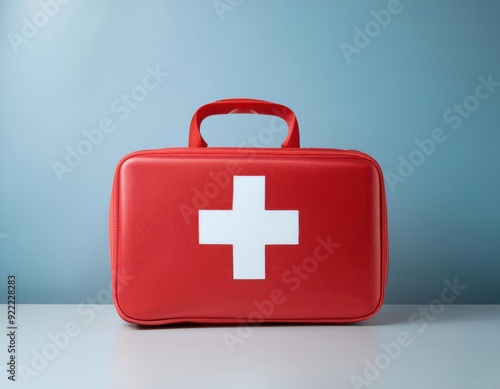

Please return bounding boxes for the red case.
[110,99,388,325]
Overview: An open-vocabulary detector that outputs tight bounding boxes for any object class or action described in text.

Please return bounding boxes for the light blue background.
[0,0,499,303]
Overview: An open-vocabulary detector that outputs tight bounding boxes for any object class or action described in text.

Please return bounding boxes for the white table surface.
[0,304,498,389]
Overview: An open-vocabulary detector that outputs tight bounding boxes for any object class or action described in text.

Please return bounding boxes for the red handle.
[188,98,300,148]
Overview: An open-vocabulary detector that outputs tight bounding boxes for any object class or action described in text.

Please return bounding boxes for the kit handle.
[188,98,300,148]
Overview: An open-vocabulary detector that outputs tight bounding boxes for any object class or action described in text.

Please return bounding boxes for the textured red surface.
[110,148,388,325]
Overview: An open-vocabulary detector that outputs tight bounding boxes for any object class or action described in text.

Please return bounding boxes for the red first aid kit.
[110,98,388,325]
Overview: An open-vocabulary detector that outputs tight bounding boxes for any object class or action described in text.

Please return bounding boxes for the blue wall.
[1,0,499,303]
